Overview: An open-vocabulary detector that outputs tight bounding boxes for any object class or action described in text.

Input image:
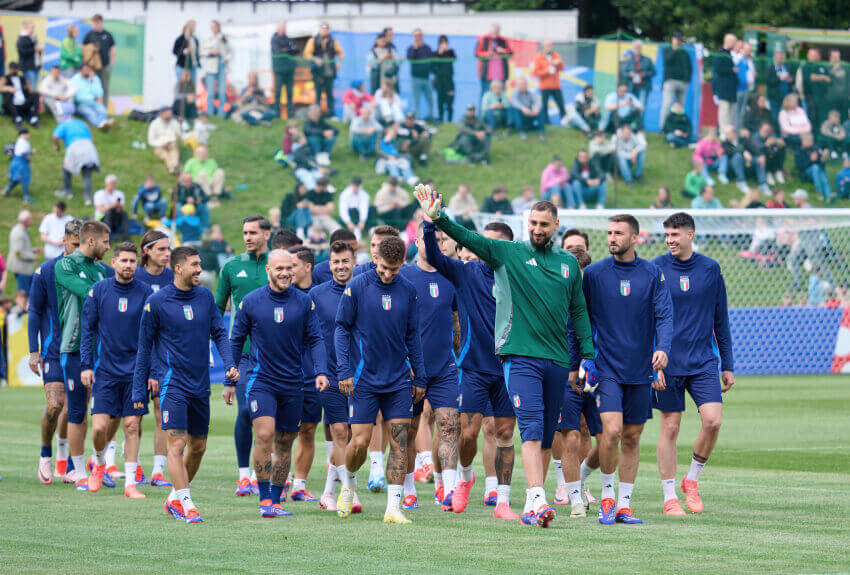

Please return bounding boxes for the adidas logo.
[525,258,538,267]
[236,270,248,278]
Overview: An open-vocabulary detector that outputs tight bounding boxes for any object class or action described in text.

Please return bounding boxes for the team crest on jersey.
[382,294,392,310]
[561,263,569,279]
[118,298,128,312]
[620,280,631,296]
[251,400,258,412]
[44,362,49,374]
[512,394,521,408]
[68,379,74,391]
[680,276,690,292]
[183,305,194,320]
[274,307,284,323]
[429,282,439,298]
[163,411,169,424]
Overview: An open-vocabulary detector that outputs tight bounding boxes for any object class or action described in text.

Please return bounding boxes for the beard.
[530,233,551,248]
[609,242,630,256]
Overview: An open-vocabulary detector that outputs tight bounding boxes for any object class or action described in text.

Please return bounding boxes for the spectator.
[650,186,672,209]
[230,70,275,126]
[660,32,692,128]
[778,93,811,149]
[765,188,789,208]
[198,224,232,287]
[565,85,601,134]
[342,80,374,122]
[613,124,646,186]
[819,109,847,158]
[397,111,432,166]
[16,20,42,90]
[481,80,510,131]
[836,157,850,201]
[662,101,693,147]
[433,35,456,124]
[692,127,726,185]
[338,176,370,240]
[740,188,764,209]
[795,133,832,201]
[166,202,203,242]
[175,171,209,228]
[3,128,34,204]
[60,24,82,78]
[379,124,418,186]
[734,42,756,134]
[447,184,477,229]
[742,94,775,136]
[1,62,38,127]
[173,20,200,85]
[349,105,381,158]
[303,22,343,117]
[569,149,606,209]
[306,176,338,236]
[510,77,545,140]
[512,185,537,214]
[186,111,217,150]
[0,254,6,293]
[38,201,73,259]
[132,174,168,220]
[52,116,100,205]
[474,24,512,96]
[184,144,226,204]
[801,48,831,130]
[39,65,76,121]
[173,68,198,124]
[746,121,787,189]
[280,181,313,235]
[539,155,570,205]
[367,32,400,95]
[147,107,182,174]
[792,188,811,208]
[201,20,231,118]
[827,50,847,123]
[271,21,299,119]
[451,104,491,164]
[304,224,330,256]
[374,79,404,126]
[721,125,751,193]
[374,176,415,226]
[407,29,434,122]
[621,40,655,111]
[8,210,40,293]
[683,159,707,199]
[691,185,722,209]
[93,174,129,239]
[712,33,738,137]
[71,63,112,129]
[82,14,115,106]
[303,103,338,158]
[767,50,794,128]
[290,136,323,190]
[602,82,643,133]
[533,39,565,124]
[481,185,513,214]
[589,130,615,177]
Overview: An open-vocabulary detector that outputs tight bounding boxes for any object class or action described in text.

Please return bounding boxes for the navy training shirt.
[310,280,347,386]
[27,255,63,361]
[312,260,333,285]
[135,266,174,294]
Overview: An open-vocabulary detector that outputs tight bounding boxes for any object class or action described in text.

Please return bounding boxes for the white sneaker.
[570,501,587,518]
[775,171,785,184]
[766,172,776,186]
[759,184,772,196]
[718,174,729,185]
[38,456,53,484]
[737,181,750,193]
[319,492,337,511]
[596,203,605,209]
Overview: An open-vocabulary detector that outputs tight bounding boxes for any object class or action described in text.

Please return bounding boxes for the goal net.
[467,208,850,376]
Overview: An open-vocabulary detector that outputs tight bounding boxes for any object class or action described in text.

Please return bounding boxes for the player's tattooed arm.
[495,445,514,485]
[386,422,409,485]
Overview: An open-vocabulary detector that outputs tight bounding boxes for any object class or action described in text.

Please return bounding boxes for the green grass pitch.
[0,375,848,574]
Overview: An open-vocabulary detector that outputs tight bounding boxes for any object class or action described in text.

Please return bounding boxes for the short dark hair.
[290,245,315,267]
[609,214,639,235]
[562,228,589,250]
[55,201,67,212]
[700,185,712,196]
[65,219,82,237]
[531,200,558,219]
[330,228,357,244]
[350,175,362,185]
[80,220,110,242]
[492,185,508,195]
[483,221,514,241]
[112,241,138,258]
[171,246,199,267]
[565,245,591,270]
[330,240,356,257]
[92,13,104,22]
[662,212,695,231]
[271,229,302,250]
[377,236,406,265]
[372,225,399,238]
[243,214,272,231]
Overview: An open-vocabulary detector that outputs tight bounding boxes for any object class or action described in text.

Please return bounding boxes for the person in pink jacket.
[692,127,728,185]
[778,93,811,148]
[540,155,573,207]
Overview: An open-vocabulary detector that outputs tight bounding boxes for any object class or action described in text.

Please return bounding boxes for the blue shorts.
[424,369,460,410]
[348,383,414,425]
[301,389,323,424]
[652,371,722,413]
[322,385,348,426]
[558,390,603,435]
[503,355,568,450]
[596,379,652,425]
[459,369,515,419]
[92,379,148,418]
[161,393,211,436]
[42,354,64,385]
[61,352,87,425]
[247,384,303,433]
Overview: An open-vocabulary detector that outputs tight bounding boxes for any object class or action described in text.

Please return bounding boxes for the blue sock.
[234,409,253,468]
[258,480,271,501]
[271,484,284,504]
[41,445,52,458]
[67,457,75,471]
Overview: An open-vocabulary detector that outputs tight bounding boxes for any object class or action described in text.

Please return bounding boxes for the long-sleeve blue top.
[229,284,327,391]
[135,266,174,293]
[334,269,426,390]
[312,260,333,285]
[582,256,674,385]
[80,277,153,380]
[27,255,63,358]
[132,284,234,402]
[651,252,734,375]
[310,279,346,387]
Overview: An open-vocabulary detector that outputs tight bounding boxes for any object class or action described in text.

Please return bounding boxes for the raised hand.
[414,183,442,220]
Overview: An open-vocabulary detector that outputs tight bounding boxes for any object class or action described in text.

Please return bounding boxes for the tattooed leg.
[252,416,276,483]
[494,416,516,486]
[406,415,420,475]
[166,429,189,490]
[385,419,410,485]
[185,434,207,483]
[272,431,298,486]
[41,382,65,448]
[434,407,459,475]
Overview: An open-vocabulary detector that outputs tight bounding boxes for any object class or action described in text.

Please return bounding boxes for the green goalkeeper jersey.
[55,250,108,354]
[433,214,594,368]
[215,251,269,352]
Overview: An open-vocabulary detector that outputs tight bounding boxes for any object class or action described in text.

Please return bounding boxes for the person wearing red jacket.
[532,40,565,124]
[475,25,512,98]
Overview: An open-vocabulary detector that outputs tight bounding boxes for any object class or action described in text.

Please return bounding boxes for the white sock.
[459,463,474,482]
[238,467,250,480]
[414,452,423,470]
[121,440,125,459]
[686,457,706,482]
[661,478,677,502]
[369,451,384,477]
[125,462,137,486]
[617,482,634,510]
[57,438,69,460]
[421,451,433,467]
[442,469,457,494]
[325,441,333,466]
[553,459,567,487]
[293,478,306,492]
[600,472,615,500]
[524,486,547,513]
[153,455,167,476]
[168,487,177,500]
[341,465,356,488]
[485,475,498,494]
[386,484,403,511]
[403,472,416,497]
[580,459,595,483]
[433,472,443,489]
[567,480,583,507]
[323,464,339,495]
[497,484,510,504]
[250,469,257,482]
[94,449,106,466]
[72,455,87,478]
[105,441,116,467]
[176,488,196,511]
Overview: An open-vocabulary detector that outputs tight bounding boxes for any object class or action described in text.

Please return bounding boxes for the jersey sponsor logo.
[79,272,86,278]
[429,282,439,298]
[163,410,169,424]
[88,289,94,297]
[144,303,151,312]
[660,272,665,282]
[680,275,690,292]
[274,307,284,323]
[311,301,316,310]
[512,394,521,408]
[236,270,248,278]
[183,305,194,320]
[251,399,258,412]
[118,297,128,312]
[151,284,160,293]
[524,258,538,267]
[35,267,41,275]
[382,294,392,311]
[561,263,569,279]
[344,287,352,297]
[620,280,631,296]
